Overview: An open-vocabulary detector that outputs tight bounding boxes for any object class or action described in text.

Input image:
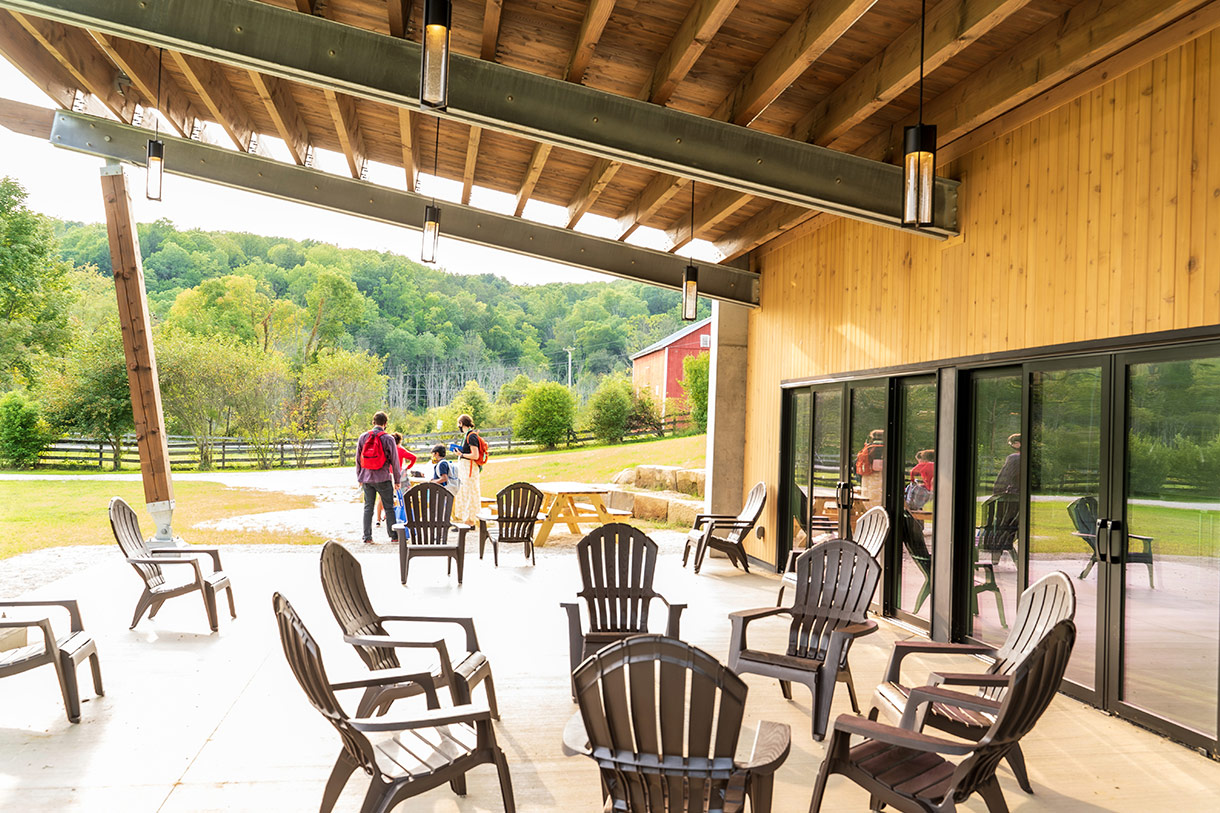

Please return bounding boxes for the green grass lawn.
[1025,499,1220,558]
[481,434,705,495]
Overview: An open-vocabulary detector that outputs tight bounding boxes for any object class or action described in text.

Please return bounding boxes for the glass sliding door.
[781,388,813,561]
[847,381,889,539]
[811,388,843,536]
[895,377,937,625]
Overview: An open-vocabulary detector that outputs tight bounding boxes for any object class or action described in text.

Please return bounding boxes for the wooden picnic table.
[532,482,629,547]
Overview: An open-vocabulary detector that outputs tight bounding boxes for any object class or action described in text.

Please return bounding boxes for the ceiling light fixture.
[902,0,935,228]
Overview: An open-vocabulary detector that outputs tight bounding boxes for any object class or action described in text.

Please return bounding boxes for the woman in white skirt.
[451,414,483,524]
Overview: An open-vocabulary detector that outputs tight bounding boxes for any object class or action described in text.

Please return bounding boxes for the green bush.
[681,351,710,432]
[1126,434,1171,497]
[0,391,54,468]
[588,377,632,443]
[628,388,663,437]
[514,382,575,449]
[448,380,492,428]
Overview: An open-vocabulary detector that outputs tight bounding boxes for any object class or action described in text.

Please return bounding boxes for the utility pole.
[565,347,574,388]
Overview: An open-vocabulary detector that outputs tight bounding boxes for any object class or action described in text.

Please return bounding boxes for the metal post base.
[145,499,185,548]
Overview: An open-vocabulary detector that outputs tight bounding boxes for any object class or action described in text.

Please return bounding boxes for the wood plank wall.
[741,30,1220,566]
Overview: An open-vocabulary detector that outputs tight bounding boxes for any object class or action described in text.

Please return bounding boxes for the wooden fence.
[38,416,691,470]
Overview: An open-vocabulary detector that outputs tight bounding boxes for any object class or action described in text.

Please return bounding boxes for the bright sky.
[0,59,720,286]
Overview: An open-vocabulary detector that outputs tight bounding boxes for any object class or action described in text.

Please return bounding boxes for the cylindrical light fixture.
[146,138,164,201]
[420,0,451,110]
[422,203,441,263]
[682,263,699,321]
[902,123,936,227]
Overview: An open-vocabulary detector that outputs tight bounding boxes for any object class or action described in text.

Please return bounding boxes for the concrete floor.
[2,540,1219,812]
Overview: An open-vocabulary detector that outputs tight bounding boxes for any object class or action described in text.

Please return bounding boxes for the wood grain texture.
[739,30,1220,564]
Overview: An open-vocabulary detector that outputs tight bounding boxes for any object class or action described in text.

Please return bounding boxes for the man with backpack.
[356,411,401,544]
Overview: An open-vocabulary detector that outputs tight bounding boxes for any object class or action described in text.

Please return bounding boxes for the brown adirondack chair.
[109,497,236,631]
[478,481,545,566]
[1068,496,1155,586]
[728,540,880,740]
[0,599,103,723]
[319,541,498,718]
[869,570,1076,794]
[810,620,1077,813]
[683,481,767,573]
[776,505,890,603]
[393,482,472,585]
[272,593,516,813]
[561,524,685,698]
[573,634,791,813]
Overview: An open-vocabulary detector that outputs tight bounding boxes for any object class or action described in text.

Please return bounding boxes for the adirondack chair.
[478,481,545,566]
[393,482,472,585]
[899,510,933,615]
[728,540,881,740]
[976,493,1019,566]
[0,599,103,723]
[573,635,791,813]
[319,541,498,718]
[272,593,516,813]
[811,620,1077,813]
[561,524,686,699]
[1068,496,1155,586]
[868,571,1076,795]
[776,505,889,603]
[109,497,236,631]
[683,481,766,573]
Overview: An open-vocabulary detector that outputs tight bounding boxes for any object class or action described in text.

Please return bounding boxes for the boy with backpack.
[355,411,401,544]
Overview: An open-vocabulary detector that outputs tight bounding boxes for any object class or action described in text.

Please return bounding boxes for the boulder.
[631,492,669,521]
[605,489,634,513]
[667,498,703,528]
[611,467,637,486]
[675,468,705,497]
[635,465,682,491]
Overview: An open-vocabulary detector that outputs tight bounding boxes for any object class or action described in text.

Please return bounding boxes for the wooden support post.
[100,163,177,545]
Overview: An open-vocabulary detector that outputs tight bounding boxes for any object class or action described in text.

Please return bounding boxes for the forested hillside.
[52,218,706,410]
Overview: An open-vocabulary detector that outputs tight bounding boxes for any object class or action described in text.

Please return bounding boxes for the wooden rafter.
[0,10,103,113]
[565,0,617,84]
[636,0,872,246]
[714,0,1214,260]
[481,0,502,61]
[89,33,199,137]
[514,142,552,216]
[248,70,310,165]
[167,50,257,150]
[11,12,136,122]
[323,88,366,178]
[398,107,418,191]
[566,0,738,229]
[614,173,689,240]
[668,186,753,252]
[295,0,316,13]
[388,0,412,39]
[461,124,481,205]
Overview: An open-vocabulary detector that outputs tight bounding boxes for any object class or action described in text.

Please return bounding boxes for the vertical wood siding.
[742,31,1220,565]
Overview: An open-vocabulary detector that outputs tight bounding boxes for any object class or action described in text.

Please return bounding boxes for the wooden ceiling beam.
[566,157,621,227]
[10,12,136,122]
[0,10,102,113]
[461,124,481,204]
[481,0,502,61]
[249,70,310,165]
[565,0,617,84]
[167,50,257,150]
[294,0,316,13]
[89,33,199,137]
[323,88,366,179]
[795,0,1030,148]
[388,0,412,39]
[714,0,1215,260]
[614,174,689,240]
[398,107,418,191]
[667,185,753,252]
[514,142,552,217]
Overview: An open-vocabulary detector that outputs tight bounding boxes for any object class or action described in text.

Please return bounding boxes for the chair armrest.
[1129,533,1153,542]
[151,546,223,571]
[704,519,755,534]
[927,672,1012,690]
[900,685,1002,731]
[0,616,55,653]
[561,602,584,673]
[830,714,976,756]
[330,669,441,708]
[452,522,474,532]
[349,703,493,733]
[882,639,997,684]
[694,513,737,528]
[739,720,790,774]
[128,556,204,584]
[658,598,685,639]
[343,634,451,665]
[376,615,481,652]
[728,606,788,623]
[727,607,788,665]
[829,620,878,646]
[0,599,84,632]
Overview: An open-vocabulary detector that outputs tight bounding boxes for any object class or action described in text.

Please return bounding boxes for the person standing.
[356,411,401,544]
[450,414,483,524]
[856,429,886,505]
[992,433,1021,495]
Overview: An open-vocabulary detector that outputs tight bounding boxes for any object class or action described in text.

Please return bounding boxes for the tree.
[449,380,492,428]
[230,350,292,468]
[681,351,711,432]
[588,375,632,443]
[0,178,72,388]
[156,329,249,469]
[41,324,133,469]
[0,391,53,468]
[514,382,575,449]
[165,274,274,346]
[301,348,386,465]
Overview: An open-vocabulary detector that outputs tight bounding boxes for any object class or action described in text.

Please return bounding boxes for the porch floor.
[2,539,1217,812]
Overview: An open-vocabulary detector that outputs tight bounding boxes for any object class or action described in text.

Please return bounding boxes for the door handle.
[1107,519,1124,561]
[1094,518,1110,562]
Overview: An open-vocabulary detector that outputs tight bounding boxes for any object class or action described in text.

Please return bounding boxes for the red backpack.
[359,429,388,470]
[468,431,489,468]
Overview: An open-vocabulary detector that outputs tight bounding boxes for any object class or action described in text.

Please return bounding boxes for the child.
[906,449,935,511]
[430,444,459,496]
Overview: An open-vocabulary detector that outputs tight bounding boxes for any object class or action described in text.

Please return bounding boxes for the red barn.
[630,318,711,417]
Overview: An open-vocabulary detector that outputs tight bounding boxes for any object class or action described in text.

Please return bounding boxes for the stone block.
[605,489,634,513]
[631,492,669,521]
[675,468,705,497]
[667,498,702,528]
[634,466,657,489]
[611,468,636,486]
[636,465,681,491]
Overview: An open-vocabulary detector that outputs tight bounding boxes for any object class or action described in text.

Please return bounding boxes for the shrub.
[0,391,54,468]
[681,351,710,432]
[514,382,575,448]
[627,388,663,437]
[447,380,492,429]
[588,377,632,443]
[1127,434,1171,497]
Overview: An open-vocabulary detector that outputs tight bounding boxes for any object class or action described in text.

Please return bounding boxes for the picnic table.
[532,482,630,546]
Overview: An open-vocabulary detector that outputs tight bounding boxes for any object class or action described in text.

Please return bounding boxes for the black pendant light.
[682,181,698,321]
[902,0,935,227]
[420,0,451,110]
[146,47,164,201]
[421,117,441,263]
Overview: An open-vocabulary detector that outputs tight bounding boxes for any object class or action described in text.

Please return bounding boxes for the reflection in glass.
[969,373,1022,645]
[1123,359,1220,738]
[810,390,842,540]
[786,390,812,555]
[897,380,937,623]
[849,384,888,539]
[1028,367,1101,690]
